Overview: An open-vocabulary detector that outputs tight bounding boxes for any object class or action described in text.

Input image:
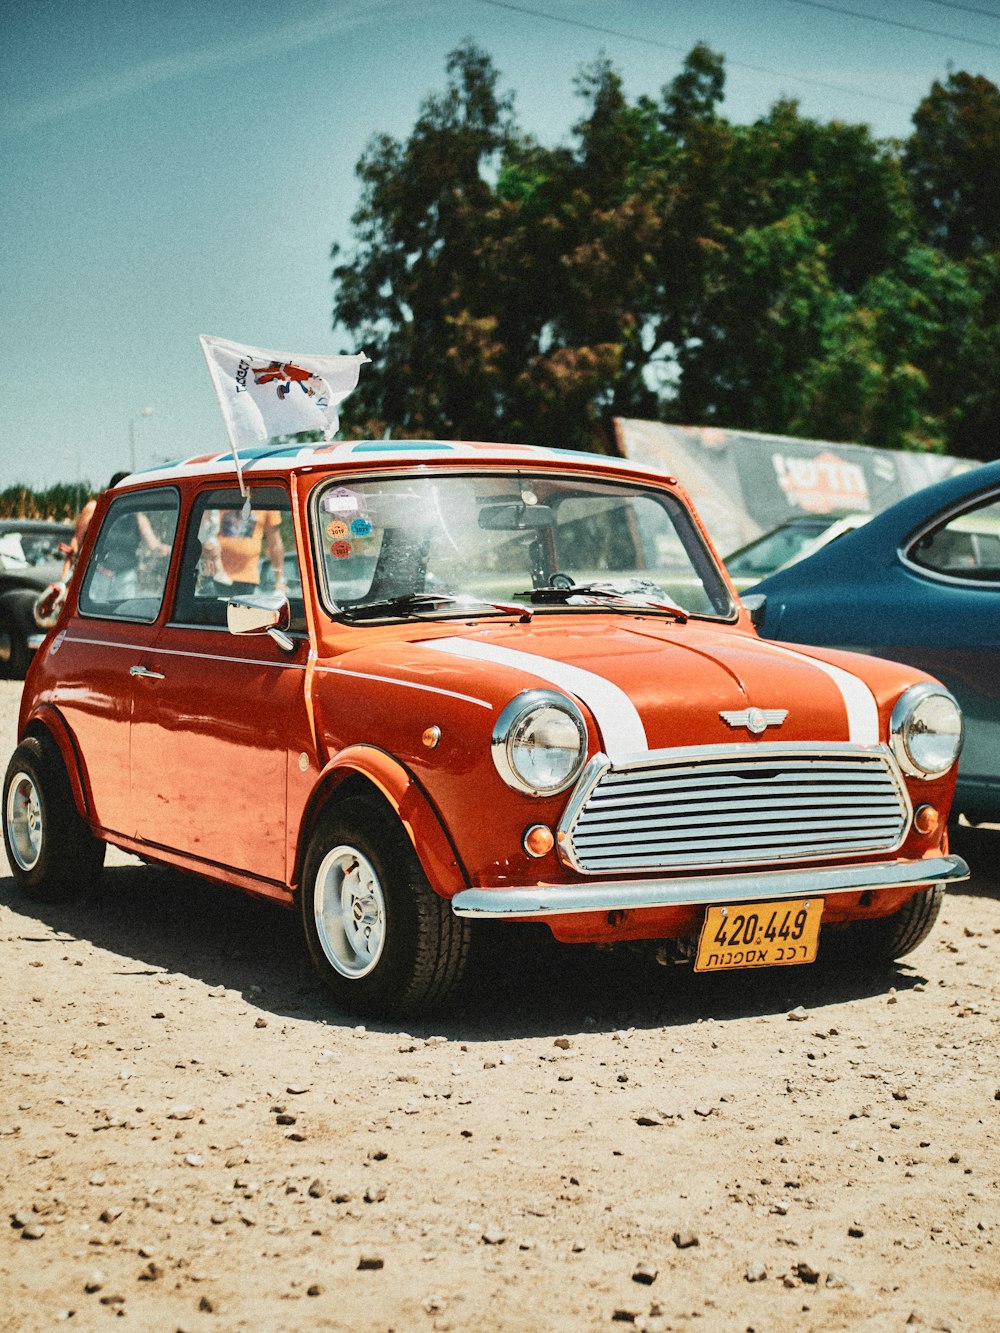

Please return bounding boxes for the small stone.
[84,1272,105,1293]
[307,1284,322,1296]
[892,1088,909,1101]
[787,1006,808,1021]
[138,1261,163,1281]
[99,1294,125,1307]
[167,1105,195,1120]
[746,1262,767,1283]
[635,1114,661,1127]
[611,1309,639,1323]
[553,1037,571,1050]
[254,1018,267,1029]
[184,1153,204,1167]
[631,1261,658,1284]
[307,1179,325,1199]
[795,1261,821,1284]
[848,1224,865,1238]
[287,1084,310,1095]
[482,1227,506,1245]
[672,1230,699,1249]
[21,1223,45,1240]
[357,1255,384,1270]
[826,1271,850,1289]
[364,1186,386,1204]
[99,1207,123,1224]
[276,1114,296,1125]
[198,1295,214,1312]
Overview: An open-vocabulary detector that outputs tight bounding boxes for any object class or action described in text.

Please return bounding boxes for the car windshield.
[311,471,734,621]
[725,519,832,577]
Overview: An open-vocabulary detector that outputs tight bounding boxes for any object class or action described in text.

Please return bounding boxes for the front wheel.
[3,736,105,901]
[835,885,945,963]
[301,795,471,1017]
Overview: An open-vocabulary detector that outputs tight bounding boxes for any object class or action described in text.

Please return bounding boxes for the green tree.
[904,71,1000,260]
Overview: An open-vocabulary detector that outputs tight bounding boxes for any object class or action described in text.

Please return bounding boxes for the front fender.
[295,744,469,899]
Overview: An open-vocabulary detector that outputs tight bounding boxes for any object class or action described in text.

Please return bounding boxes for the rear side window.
[78,488,179,622]
[907,492,1000,584]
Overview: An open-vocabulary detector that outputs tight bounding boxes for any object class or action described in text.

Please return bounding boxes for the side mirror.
[227,593,294,651]
[741,592,767,631]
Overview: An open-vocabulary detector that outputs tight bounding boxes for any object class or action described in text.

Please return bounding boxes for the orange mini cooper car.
[3,441,969,1015]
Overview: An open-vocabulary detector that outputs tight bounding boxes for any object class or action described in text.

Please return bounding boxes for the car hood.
[332,619,889,758]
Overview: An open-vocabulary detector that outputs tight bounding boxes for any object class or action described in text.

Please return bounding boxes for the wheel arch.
[293,745,469,900]
[20,704,94,821]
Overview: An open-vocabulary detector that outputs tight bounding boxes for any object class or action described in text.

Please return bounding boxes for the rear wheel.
[301,795,470,1017]
[3,736,105,901]
[0,609,29,680]
[835,886,945,963]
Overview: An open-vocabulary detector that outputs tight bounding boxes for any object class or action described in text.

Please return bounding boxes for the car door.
[50,486,180,837]
[128,484,312,885]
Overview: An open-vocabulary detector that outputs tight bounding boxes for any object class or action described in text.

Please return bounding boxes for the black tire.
[3,735,105,902]
[300,795,471,1018]
[0,609,28,680]
[834,885,945,963]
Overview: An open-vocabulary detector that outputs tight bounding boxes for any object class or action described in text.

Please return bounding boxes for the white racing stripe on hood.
[763,642,880,745]
[426,637,648,759]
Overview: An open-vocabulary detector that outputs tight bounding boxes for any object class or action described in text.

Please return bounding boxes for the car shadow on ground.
[948,822,1000,899]
[0,862,934,1043]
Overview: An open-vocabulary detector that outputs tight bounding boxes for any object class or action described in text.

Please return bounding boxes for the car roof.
[127,438,678,489]
[0,517,73,532]
[751,458,1000,591]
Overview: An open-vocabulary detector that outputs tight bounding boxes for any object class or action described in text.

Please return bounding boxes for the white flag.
[199,334,369,450]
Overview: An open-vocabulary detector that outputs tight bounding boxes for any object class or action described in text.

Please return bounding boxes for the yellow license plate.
[694,899,824,973]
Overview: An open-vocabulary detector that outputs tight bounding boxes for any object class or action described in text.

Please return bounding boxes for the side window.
[78,489,179,622]
[171,486,304,630]
[908,493,1000,583]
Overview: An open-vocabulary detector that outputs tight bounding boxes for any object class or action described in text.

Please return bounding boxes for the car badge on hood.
[720,707,788,735]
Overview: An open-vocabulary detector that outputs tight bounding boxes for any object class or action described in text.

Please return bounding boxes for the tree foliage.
[332,44,1000,461]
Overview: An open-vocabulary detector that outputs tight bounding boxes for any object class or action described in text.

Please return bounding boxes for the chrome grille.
[557,743,910,875]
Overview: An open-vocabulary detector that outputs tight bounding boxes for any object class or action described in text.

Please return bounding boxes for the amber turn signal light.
[912,804,938,836]
[523,824,554,858]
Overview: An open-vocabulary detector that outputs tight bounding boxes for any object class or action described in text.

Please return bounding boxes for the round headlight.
[890,683,963,779]
[492,690,588,796]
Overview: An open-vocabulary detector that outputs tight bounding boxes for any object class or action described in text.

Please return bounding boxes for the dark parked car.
[724,513,870,590]
[751,461,1000,824]
[0,519,73,678]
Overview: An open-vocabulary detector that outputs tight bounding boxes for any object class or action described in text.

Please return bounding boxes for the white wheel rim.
[6,770,42,872]
[313,844,387,980]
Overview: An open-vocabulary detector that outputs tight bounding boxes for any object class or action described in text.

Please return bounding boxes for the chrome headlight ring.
[889,682,963,780]
[491,689,588,797]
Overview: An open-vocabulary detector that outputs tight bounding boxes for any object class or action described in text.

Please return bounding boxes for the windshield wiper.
[340,592,532,622]
[520,581,688,621]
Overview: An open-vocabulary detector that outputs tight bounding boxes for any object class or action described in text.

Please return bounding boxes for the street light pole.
[128,406,154,471]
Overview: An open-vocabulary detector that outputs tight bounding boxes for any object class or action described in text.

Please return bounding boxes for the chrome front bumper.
[450,854,969,919]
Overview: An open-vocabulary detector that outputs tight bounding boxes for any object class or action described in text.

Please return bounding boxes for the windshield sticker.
[331,540,353,560]
[350,516,373,538]
[326,519,350,541]
[321,486,362,517]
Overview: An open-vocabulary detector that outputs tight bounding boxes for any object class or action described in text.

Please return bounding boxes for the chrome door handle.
[129,664,165,680]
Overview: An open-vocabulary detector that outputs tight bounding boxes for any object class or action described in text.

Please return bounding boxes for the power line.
[780,0,1000,52]
[474,0,913,107]
[922,0,1000,20]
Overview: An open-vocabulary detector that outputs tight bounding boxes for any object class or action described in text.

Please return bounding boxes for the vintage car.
[3,442,969,1015]
[724,512,870,590]
[0,518,74,679]
[751,459,1000,825]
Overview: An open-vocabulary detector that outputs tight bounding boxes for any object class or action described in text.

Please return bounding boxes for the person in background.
[199,506,286,597]
[60,470,130,580]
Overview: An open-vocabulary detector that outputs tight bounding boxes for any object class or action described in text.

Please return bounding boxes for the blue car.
[750,460,1000,824]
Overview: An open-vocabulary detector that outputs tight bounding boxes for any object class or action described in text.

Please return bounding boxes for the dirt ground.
[0,679,997,1333]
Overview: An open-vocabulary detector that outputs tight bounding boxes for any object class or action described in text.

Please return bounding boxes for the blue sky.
[3,0,999,492]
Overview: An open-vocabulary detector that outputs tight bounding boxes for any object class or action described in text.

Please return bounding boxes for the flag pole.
[199,336,249,502]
